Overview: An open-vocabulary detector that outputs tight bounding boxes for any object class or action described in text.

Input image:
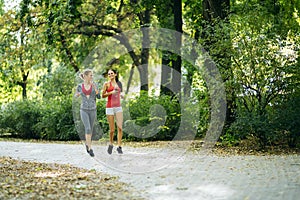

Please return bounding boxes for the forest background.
[0,0,299,150]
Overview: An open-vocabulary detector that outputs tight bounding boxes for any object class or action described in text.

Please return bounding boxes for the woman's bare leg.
[115,112,123,147]
[85,134,92,150]
[107,115,115,145]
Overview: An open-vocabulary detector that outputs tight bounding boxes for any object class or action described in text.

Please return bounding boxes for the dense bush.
[0,100,42,139]
[96,100,109,138]
[0,98,78,140]
[122,92,206,141]
[0,90,210,142]
[225,94,300,148]
[226,111,275,148]
[34,97,78,141]
[274,93,300,148]
[122,92,180,141]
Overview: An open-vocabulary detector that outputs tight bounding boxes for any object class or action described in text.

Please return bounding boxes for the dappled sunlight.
[34,171,65,178]
[147,183,235,200]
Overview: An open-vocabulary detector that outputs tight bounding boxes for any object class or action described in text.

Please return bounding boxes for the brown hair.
[108,69,122,91]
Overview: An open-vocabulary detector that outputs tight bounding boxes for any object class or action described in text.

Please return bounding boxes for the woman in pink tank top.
[101,69,124,154]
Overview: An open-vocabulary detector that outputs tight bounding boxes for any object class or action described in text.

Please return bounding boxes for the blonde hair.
[79,68,93,80]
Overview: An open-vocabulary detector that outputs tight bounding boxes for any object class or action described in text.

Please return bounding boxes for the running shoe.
[89,149,94,157]
[117,146,123,154]
[107,144,113,154]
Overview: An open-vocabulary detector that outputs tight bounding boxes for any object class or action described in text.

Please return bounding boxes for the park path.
[0,141,300,200]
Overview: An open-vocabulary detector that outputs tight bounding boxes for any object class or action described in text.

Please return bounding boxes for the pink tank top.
[82,83,92,95]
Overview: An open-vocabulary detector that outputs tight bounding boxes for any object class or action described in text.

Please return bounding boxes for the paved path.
[0,141,300,200]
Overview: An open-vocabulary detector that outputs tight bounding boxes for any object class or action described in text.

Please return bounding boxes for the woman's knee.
[85,128,91,134]
[110,129,115,134]
[117,126,122,132]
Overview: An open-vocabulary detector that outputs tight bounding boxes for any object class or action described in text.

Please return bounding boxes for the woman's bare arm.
[102,82,115,98]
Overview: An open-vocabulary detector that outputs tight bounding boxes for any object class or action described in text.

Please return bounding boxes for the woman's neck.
[84,80,91,85]
[110,79,116,84]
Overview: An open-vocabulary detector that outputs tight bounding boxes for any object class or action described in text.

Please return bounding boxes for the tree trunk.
[21,72,28,99]
[172,0,182,96]
[160,52,172,95]
[202,0,235,128]
[59,30,79,72]
[202,0,229,20]
[20,23,28,100]
[159,0,183,97]
[139,9,151,92]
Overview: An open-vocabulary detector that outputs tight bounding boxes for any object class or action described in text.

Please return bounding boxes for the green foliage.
[0,93,203,142]
[220,132,240,147]
[274,91,300,148]
[0,97,78,141]
[96,100,109,139]
[122,92,180,141]
[0,100,41,139]
[122,91,207,141]
[192,87,209,138]
[0,1,48,102]
[66,0,82,20]
[34,97,78,141]
[228,111,275,148]
[0,0,4,15]
[153,0,174,28]
[39,64,75,100]
[226,2,300,147]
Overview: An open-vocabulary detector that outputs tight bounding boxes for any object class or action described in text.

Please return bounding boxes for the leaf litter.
[0,156,144,200]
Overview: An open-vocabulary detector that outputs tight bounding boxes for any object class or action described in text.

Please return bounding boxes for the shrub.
[122,92,204,141]
[122,92,178,141]
[228,109,280,148]
[0,100,42,139]
[34,97,79,141]
[274,93,300,148]
[0,91,209,142]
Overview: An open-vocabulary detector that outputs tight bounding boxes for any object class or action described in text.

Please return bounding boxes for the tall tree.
[201,0,234,128]
[229,0,300,146]
[128,0,154,92]
[173,0,182,95]
[42,0,156,93]
[0,0,46,101]
[155,0,182,96]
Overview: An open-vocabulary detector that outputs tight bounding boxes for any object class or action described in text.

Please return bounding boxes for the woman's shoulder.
[102,81,109,88]
[104,81,111,86]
